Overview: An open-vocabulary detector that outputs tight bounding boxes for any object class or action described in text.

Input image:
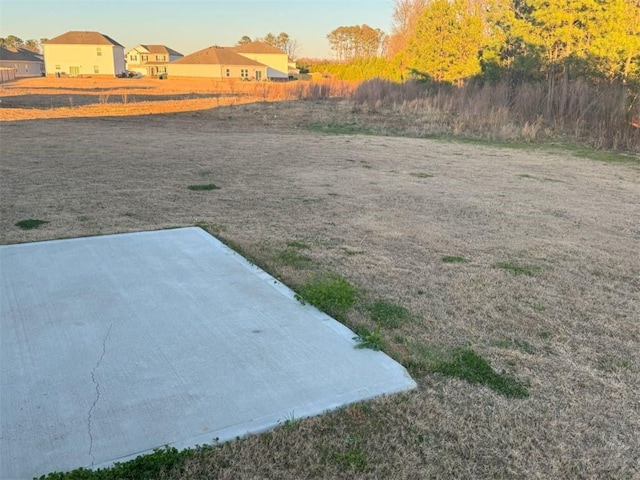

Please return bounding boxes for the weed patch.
[494,262,541,276]
[409,172,434,178]
[188,183,220,191]
[275,249,312,268]
[15,219,47,230]
[354,326,386,351]
[37,445,207,480]
[305,122,374,136]
[442,256,467,264]
[433,349,529,398]
[286,240,310,250]
[295,276,358,322]
[330,435,368,472]
[369,300,412,329]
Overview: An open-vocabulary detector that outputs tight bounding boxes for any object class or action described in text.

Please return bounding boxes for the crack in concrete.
[87,323,113,467]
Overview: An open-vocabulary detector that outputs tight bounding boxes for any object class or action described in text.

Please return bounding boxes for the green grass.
[36,445,207,480]
[331,434,369,472]
[409,172,434,178]
[517,174,536,179]
[369,300,412,329]
[305,122,375,136]
[494,262,541,276]
[295,276,358,322]
[275,249,312,268]
[286,240,310,250]
[353,326,386,351]
[15,219,47,230]
[432,349,529,398]
[442,256,467,264]
[408,344,529,398]
[187,183,220,191]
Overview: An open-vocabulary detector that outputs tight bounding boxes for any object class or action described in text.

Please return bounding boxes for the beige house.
[44,31,125,77]
[232,42,289,80]
[168,46,267,80]
[125,45,183,76]
[0,47,44,78]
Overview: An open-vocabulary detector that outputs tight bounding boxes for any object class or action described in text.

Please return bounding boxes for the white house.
[168,46,267,80]
[232,41,289,80]
[44,31,125,77]
[0,47,44,78]
[125,45,183,76]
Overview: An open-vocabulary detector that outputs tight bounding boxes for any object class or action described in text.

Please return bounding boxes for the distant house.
[125,45,183,76]
[231,41,289,80]
[0,47,44,78]
[167,46,267,80]
[43,31,125,77]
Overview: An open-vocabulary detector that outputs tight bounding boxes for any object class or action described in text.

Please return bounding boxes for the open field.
[0,77,355,121]
[1,98,639,478]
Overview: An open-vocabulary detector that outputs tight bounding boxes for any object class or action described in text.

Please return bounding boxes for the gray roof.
[0,47,44,63]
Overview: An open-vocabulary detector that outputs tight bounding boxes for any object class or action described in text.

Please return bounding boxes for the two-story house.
[43,31,125,77]
[125,45,183,76]
[232,41,289,80]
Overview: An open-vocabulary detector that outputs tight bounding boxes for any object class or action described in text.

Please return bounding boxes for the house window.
[55,65,61,70]
[130,55,137,61]
[96,47,102,56]
[255,70,262,81]
[94,65,99,74]
[240,69,248,79]
[156,55,166,61]
[141,55,148,61]
[226,68,230,77]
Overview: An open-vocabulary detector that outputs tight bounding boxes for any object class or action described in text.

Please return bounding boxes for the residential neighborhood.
[0,30,299,82]
[125,44,184,77]
[43,31,126,77]
[0,46,44,81]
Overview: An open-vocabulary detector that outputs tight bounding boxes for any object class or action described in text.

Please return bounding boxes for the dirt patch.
[1,102,639,478]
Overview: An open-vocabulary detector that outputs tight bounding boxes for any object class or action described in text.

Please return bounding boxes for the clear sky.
[0,0,394,59]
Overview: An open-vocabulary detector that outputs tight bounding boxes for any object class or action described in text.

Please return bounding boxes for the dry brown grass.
[0,76,356,121]
[1,100,639,479]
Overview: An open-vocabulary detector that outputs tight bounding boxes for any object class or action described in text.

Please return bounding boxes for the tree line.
[237,32,300,59]
[314,0,640,90]
[0,35,48,53]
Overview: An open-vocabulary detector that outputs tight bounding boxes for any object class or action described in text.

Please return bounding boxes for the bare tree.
[388,0,429,57]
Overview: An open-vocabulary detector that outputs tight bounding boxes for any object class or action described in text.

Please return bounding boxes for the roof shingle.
[0,47,44,63]
[232,41,285,55]
[173,46,265,66]
[45,31,124,47]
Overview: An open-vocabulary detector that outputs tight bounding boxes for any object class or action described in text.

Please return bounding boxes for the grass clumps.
[442,255,467,264]
[433,349,529,398]
[353,326,386,351]
[188,183,220,191]
[36,445,205,480]
[330,436,368,472]
[369,300,412,329]
[15,219,47,230]
[494,261,541,276]
[409,344,529,398]
[275,248,312,268]
[409,172,434,178]
[295,276,358,322]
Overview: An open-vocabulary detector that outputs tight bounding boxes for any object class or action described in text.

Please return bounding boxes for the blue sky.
[0,0,394,58]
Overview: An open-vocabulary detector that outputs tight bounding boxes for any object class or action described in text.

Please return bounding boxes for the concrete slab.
[0,227,416,479]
